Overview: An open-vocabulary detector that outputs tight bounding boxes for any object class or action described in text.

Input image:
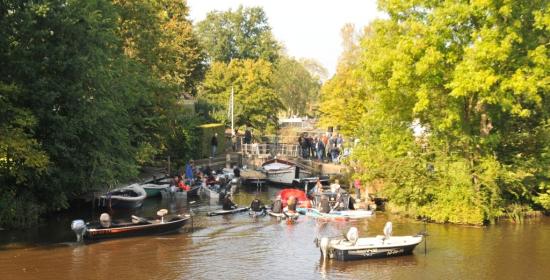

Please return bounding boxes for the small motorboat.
[207,207,249,216]
[261,158,312,185]
[98,184,146,209]
[318,222,423,261]
[70,210,190,242]
[141,183,170,198]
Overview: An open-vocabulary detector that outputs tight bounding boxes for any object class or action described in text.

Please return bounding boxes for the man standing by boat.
[185,160,194,185]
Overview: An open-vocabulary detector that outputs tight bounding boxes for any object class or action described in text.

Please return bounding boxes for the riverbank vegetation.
[0,2,323,228]
[320,0,549,224]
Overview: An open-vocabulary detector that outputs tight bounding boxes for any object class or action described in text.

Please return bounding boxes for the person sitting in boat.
[287,196,297,213]
[222,194,237,210]
[271,195,283,213]
[250,197,266,213]
[177,176,190,191]
[330,179,341,193]
[319,195,331,213]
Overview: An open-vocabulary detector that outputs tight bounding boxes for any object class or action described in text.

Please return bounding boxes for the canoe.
[141,183,170,198]
[98,184,146,209]
[318,225,423,261]
[207,207,249,216]
[71,214,190,242]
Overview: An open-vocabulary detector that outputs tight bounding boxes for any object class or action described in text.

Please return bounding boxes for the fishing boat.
[141,183,170,198]
[98,184,146,209]
[70,211,190,242]
[207,207,249,216]
[261,158,312,185]
[318,223,423,261]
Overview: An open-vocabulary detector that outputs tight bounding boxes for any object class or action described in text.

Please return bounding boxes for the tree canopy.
[195,5,280,63]
[198,59,283,132]
[0,0,205,228]
[323,0,549,224]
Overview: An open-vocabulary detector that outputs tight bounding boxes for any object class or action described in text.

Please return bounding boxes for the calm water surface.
[1,186,548,280]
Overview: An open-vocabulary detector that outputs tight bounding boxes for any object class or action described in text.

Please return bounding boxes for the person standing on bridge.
[211,133,218,158]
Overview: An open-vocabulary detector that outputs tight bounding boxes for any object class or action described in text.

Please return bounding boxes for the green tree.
[198,59,283,132]
[319,24,368,135]
[272,56,322,117]
[196,6,280,63]
[347,0,549,224]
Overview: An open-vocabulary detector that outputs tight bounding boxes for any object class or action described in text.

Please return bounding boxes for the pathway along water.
[1,185,549,280]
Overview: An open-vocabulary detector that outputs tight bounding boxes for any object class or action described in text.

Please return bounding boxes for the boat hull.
[99,185,146,209]
[333,242,419,261]
[84,215,190,241]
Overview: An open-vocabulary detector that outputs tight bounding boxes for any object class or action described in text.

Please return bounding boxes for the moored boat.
[98,184,146,209]
[318,223,423,261]
[70,212,190,242]
[261,158,312,185]
[141,183,170,198]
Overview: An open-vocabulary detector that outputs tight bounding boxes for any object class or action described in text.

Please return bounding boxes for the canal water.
[1,185,549,280]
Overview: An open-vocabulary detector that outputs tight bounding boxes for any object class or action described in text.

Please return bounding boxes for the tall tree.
[195,6,280,63]
[319,24,368,135]
[198,59,282,132]
[272,56,322,117]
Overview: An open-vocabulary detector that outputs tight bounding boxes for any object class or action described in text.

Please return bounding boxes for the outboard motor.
[383,221,393,241]
[230,177,239,195]
[71,219,86,242]
[320,237,330,262]
[346,227,358,245]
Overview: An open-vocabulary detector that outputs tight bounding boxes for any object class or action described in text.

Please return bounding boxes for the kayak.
[306,208,350,221]
[330,210,374,219]
[249,210,267,217]
[267,210,300,223]
[207,207,249,216]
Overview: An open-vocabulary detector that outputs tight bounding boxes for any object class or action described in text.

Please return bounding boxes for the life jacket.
[178,181,190,191]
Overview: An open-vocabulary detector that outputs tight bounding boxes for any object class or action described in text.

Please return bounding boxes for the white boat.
[318,223,423,261]
[261,158,312,185]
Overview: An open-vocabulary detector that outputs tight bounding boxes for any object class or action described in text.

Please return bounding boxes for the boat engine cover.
[71,219,86,242]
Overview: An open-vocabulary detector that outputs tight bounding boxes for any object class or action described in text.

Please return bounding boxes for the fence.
[241,143,300,158]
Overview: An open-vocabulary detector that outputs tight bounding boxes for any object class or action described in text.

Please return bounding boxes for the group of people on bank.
[298,132,349,163]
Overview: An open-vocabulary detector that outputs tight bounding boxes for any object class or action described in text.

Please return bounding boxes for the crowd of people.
[297,132,350,163]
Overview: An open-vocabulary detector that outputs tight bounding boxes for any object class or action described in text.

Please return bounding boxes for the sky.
[186,0,384,77]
